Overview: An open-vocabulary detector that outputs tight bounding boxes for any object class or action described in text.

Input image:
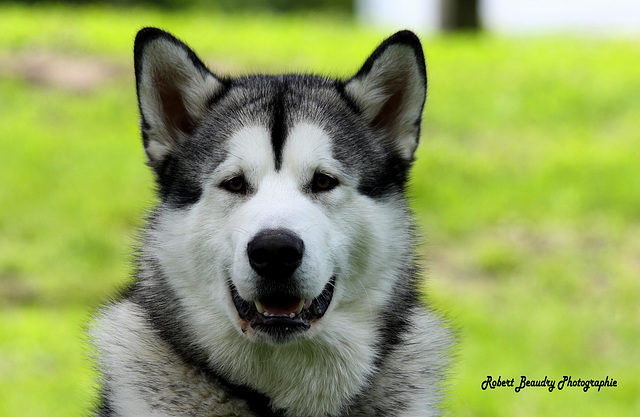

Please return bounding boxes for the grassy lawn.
[1,4,639,416]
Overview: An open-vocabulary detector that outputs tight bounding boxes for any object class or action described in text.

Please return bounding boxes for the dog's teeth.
[296,299,305,314]
[254,300,264,314]
[289,313,295,318]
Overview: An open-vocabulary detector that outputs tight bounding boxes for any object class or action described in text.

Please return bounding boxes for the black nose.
[247,229,304,280]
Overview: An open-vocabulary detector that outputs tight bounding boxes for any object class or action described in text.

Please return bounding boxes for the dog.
[91,27,450,417]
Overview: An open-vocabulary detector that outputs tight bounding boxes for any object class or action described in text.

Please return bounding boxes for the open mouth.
[230,277,335,339]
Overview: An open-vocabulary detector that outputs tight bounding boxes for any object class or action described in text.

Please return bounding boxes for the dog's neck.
[135,264,382,417]
[205,309,380,417]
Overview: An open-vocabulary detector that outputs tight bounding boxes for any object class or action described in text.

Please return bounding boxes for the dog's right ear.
[134,27,225,167]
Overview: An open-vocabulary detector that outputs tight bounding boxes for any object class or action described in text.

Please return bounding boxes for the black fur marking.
[205,82,231,109]
[375,265,420,366]
[271,84,287,171]
[154,154,202,208]
[224,383,286,417]
[335,80,362,116]
[95,389,115,416]
[140,123,150,149]
[357,153,410,199]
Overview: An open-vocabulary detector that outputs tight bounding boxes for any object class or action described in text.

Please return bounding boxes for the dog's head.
[134,28,426,345]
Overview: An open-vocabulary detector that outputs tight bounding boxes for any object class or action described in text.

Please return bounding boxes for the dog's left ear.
[134,27,226,167]
[344,31,426,161]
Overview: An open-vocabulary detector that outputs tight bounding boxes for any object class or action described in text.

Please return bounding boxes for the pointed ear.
[134,27,226,167]
[344,30,426,161]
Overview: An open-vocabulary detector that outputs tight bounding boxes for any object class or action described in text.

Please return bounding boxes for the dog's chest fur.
[93,299,448,417]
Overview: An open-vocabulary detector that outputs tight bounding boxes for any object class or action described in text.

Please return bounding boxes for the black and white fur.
[91,28,450,417]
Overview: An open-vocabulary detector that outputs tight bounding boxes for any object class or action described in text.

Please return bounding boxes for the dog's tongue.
[260,295,303,316]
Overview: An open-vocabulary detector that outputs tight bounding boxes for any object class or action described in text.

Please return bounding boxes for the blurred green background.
[1,1,639,416]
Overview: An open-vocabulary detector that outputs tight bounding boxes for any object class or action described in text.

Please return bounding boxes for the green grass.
[1,4,639,416]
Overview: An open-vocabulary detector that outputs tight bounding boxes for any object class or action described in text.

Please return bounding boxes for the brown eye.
[222,176,246,193]
[312,173,339,193]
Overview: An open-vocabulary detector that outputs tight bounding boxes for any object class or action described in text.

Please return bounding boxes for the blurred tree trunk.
[442,0,482,31]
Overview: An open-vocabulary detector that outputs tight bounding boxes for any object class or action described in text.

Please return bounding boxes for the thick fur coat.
[91,28,450,417]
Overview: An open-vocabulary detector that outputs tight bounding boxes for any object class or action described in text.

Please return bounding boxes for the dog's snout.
[247,229,304,280]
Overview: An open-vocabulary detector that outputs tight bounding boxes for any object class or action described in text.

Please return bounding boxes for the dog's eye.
[311,173,339,193]
[222,176,247,194]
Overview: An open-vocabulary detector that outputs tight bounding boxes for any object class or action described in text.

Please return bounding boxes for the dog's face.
[219,120,352,340]
[134,29,426,345]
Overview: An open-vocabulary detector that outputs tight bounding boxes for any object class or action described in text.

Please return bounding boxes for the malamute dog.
[91,28,450,417]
